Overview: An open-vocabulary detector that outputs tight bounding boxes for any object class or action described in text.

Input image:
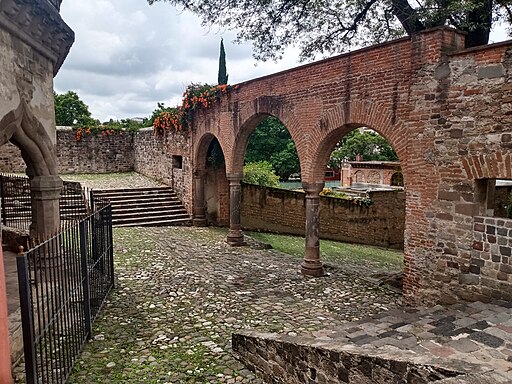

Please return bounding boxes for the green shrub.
[243,161,280,187]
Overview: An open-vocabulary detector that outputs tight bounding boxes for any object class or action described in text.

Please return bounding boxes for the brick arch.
[194,132,226,172]
[305,101,408,184]
[462,151,512,180]
[229,98,307,175]
[0,100,57,177]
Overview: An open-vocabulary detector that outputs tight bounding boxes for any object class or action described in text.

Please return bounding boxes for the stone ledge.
[232,330,494,384]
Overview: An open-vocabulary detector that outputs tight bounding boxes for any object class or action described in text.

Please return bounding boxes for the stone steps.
[91,187,190,227]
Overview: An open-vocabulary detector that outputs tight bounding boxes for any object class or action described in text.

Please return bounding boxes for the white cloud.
[55,1,511,122]
[54,0,301,121]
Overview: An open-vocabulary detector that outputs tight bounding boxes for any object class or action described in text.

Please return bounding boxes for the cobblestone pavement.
[66,226,401,383]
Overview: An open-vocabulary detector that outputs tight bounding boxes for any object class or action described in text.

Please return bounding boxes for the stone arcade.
[180,28,512,305]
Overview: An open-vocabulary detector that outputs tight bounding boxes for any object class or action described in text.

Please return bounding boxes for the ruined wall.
[57,128,135,173]
[0,128,135,174]
[417,42,512,303]
[134,128,193,213]
[241,184,405,249]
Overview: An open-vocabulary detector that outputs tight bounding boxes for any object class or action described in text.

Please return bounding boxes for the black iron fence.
[17,203,114,384]
[0,173,31,230]
[0,174,91,233]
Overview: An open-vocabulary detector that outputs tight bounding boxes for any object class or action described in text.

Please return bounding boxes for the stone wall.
[0,143,25,173]
[57,128,135,174]
[241,184,405,249]
[232,331,468,384]
[134,128,193,213]
[468,217,512,301]
[0,128,136,174]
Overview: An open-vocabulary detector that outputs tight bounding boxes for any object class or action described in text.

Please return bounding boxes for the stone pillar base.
[193,218,207,227]
[301,260,326,277]
[226,229,245,246]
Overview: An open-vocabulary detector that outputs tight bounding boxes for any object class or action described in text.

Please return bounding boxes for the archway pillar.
[192,170,207,227]
[29,175,62,241]
[301,181,325,277]
[226,173,245,246]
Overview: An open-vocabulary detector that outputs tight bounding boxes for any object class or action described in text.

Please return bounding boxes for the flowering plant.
[153,83,234,135]
[74,125,124,141]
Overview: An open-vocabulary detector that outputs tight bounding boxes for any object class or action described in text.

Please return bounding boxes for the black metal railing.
[17,203,114,384]
[0,173,31,230]
[0,174,91,233]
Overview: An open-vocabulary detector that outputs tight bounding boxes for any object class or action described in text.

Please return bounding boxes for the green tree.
[245,117,300,180]
[54,91,96,126]
[218,38,228,85]
[329,130,398,168]
[243,161,280,187]
[148,0,509,61]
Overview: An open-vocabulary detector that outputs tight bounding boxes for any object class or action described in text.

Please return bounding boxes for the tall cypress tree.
[218,38,228,85]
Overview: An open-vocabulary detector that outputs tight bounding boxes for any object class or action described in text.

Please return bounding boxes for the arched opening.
[391,172,404,187]
[194,134,229,226]
[315,125,406,287]
[243,116,300,188]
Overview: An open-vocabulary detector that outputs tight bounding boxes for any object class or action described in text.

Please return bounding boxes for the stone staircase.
[91,187,190,227]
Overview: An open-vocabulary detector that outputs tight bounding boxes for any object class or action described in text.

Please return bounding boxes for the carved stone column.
[192,170,207,227]
[301,182,325,277]
[29,175,62,241]
[226,173,245,246]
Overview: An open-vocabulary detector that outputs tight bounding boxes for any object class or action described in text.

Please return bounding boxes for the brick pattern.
[470,217,512,301]
[188,28,512,304]
[241,184,405,249]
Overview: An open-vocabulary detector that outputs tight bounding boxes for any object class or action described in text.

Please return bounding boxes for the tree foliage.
[245,117,300,180]
[329,130,398,168]
[148,0,510,61]
[243,161,281,187]
[54,91,96,126]
[218,38,228,85]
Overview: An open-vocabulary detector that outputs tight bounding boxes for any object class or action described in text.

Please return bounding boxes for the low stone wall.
[232,331,470,384]
[56,128,135,174]
[241,184,405,249]
[0,127,135,174]
[134,129,193,213]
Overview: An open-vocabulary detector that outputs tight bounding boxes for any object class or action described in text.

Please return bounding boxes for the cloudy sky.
[54,0,510,122]
[54,0,301,122]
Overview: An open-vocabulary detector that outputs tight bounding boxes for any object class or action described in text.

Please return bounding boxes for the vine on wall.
[153,83,234,136]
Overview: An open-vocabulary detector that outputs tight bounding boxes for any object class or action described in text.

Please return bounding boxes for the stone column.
[29,175,63,241]
[301,182,325,277]
[226,173,245,246]
[192,170,207,227]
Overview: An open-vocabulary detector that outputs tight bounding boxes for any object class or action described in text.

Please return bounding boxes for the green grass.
[245,231,403,271]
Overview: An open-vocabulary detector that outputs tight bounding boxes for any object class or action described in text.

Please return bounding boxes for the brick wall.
[241,184,405,249]
[134,128,193,213]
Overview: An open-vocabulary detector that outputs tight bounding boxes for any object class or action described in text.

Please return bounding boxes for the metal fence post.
[107,206,115,289]
[17,251,37,384]
[79,220,93,339]
[0,175,6,226]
